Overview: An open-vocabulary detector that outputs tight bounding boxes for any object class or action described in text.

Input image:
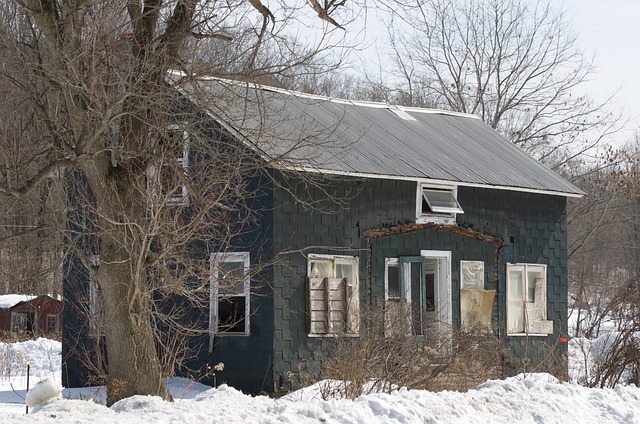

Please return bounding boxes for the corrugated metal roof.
[169,72,583,197]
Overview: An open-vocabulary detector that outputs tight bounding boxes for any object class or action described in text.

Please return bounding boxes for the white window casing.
[416,183,463,224]
[210,252,251,349]
[506,263,553,335]
[147,124,190,207]
[307,254,359,336]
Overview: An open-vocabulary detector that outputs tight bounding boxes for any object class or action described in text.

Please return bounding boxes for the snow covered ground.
[2,335,640,423]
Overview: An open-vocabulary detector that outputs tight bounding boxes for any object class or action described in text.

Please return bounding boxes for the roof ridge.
[166,69,480,120]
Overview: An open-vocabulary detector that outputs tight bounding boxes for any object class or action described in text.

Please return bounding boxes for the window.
[416,184,463,224]
[46,314,59,335]
[10,311,35,334]
[384,258,409,336]
[460,261,494,328]
[148,124,190,206]
[307,254,359,336]
[88,255,104,337]
[507,263,553,335]
[210,252,250,343]
[460,261,484,290]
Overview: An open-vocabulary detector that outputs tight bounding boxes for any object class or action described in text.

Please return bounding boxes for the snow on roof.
[0,294,37,309]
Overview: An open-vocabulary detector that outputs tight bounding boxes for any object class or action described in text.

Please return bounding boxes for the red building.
[0,294,62,337]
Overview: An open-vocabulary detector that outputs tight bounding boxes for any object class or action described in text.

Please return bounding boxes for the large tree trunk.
[97,257,171,405]
[83,159,172,405]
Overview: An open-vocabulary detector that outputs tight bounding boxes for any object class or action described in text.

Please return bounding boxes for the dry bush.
[317,306,503,399]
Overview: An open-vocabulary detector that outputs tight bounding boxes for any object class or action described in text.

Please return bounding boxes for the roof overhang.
[276,165,584,198]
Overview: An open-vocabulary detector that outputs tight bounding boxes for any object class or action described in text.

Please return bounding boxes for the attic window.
[416,184,463,224]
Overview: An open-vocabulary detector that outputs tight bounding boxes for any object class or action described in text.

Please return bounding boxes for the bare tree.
[0,0,358,404]
[379,0,623,168]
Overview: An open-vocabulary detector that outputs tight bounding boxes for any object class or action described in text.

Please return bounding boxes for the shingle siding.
[271,176,568,388]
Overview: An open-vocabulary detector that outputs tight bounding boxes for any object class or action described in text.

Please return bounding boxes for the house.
[0,294,62,337]
[62,73,582,393]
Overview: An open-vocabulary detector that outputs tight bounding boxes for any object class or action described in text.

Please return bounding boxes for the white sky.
[348,0,640,146]
[561,0,640,143]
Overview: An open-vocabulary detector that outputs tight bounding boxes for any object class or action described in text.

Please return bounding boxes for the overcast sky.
[560,0,640,143]
[352,0,640,146]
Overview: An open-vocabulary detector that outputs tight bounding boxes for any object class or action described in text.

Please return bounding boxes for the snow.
[1,335,640,423]
[25,379,61,408]
[0,294,36,309]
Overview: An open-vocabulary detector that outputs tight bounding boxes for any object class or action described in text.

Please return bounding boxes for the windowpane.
[217,296,246,333]
[210,252,250,338]
[387,263,400,298]
[461,261,484,289]
[422,189,464,214]
[46,315,59,334]
[217,261,246,295]
[507,264,549,334]
[310,260,332,279]
[527,267,545,302]
[508,269,524,300]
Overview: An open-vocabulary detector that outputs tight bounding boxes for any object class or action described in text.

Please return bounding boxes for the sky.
[561,0,640,143]
[347,0,640,148]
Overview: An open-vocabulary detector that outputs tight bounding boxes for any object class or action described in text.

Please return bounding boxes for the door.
[397,251,451,338]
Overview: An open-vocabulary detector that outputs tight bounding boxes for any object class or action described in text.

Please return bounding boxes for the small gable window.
[416,184,463,224]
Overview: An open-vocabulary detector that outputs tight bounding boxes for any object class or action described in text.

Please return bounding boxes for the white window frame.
[46,314,60,334]
[88,255,105,337]
[147,124,190,206]
[415,183,463,225]
[307,254,360,337]
[210,252,251,347]
[506,263,552,336]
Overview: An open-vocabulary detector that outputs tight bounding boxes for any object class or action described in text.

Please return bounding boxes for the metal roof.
[169,72,583,197]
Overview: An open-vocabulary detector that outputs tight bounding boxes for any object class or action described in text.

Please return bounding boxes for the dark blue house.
[63,73,582,393]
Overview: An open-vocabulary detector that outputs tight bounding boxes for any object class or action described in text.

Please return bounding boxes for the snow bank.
[25,378,61,408]
[6,375,640,423]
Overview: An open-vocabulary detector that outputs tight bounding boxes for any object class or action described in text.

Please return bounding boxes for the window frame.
[506,263,551,336]
[88,254,105,338]
[415,183,463,224]
[210,251,251,342]
[307,254,360,337]
[147,124,190,207]
[46,314,60,335]
[10,311,35,334]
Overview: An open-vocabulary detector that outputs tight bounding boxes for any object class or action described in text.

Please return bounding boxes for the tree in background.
[379,0,622,169]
